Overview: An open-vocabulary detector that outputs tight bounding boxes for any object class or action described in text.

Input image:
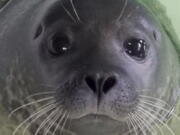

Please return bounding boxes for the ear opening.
[34,24,43,39]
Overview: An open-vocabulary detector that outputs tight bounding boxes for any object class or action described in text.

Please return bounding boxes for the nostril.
[85,76,97,93]
[103,76,116,94]
[85,74,117,94]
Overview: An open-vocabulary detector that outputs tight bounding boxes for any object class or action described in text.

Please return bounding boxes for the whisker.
[135,110,158,135]
[117,0,128,20]
[12,104,56,135]
[22,101,56,135]
[52,111,67,135]
[34,107,60,135]
[63,116,79,135]
[136,109,164,135]
[136,89,149,92]
[135,112,149,135]
[132,112,147,135]
[126,119,132,135]
[139,95,172,108]
[60,112,69,135]
[131,113,140,134]
[61,2,76,23]
[139,97,170,119]
[127,6,140,18]
[44,108,63,135]
[25,92,55,100]
[138,105,175,135]
[39,83,59,89]
[139,102,166,121]
[67,116,72,134]
[128,114,138,135]
[9,97,54,118]
[139,100,180,121]
[69,0,81,23]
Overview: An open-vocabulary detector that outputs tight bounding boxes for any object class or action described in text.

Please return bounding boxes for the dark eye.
[123,38,148,60]
[48,34,71,56]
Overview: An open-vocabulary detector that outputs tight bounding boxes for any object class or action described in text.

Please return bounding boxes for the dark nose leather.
[85,73,117,98]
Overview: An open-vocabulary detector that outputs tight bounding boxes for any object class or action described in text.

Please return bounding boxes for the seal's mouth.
[72,112,128,124]
[69,113,125,134]
[76,113,117,122]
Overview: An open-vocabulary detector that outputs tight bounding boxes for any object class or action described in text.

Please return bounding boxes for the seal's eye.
[123,38,148,60]
[48,34,71,56]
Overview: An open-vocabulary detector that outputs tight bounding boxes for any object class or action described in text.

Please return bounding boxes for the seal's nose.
[85,74,117,95]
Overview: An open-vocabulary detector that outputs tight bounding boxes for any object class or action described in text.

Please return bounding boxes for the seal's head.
[30,0,180,134]
[0,0,179,135]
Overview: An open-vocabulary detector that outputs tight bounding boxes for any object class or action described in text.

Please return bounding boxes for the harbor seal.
[0,0,180,135]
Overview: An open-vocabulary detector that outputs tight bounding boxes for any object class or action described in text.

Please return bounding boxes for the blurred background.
[159,0,180,38]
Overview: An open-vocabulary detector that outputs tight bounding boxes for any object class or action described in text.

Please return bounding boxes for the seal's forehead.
[43,0,157,28]
[43,0,125,25]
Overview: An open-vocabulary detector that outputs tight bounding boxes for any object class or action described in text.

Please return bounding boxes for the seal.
[0,0,180,135]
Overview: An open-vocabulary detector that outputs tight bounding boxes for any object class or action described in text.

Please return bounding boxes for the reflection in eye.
[48,34,72,57]
[123,38,148,60]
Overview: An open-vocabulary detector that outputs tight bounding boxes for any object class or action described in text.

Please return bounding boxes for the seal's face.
[33,0,161,121]
[2,0,179,134]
